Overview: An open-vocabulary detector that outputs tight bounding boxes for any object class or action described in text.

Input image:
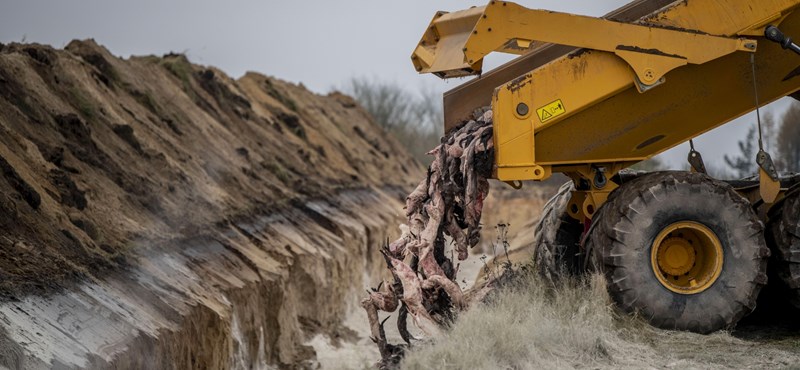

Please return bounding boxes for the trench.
[0,187,406,369]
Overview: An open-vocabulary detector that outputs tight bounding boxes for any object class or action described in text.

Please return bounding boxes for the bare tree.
[724,126,757,178]
[761,110,777,153]
[776,102,800,172]
[347,78,415,129]
[344,77,444,164]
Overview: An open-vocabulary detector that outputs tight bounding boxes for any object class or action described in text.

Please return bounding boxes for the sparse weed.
[264,159,291,183]
[402,272,624,370]
[161,55,193,86]
[400,267,800,369]
[160,54,200,102]
[69,87,95,120]
[133,90,159,114]
[263,79,298,112]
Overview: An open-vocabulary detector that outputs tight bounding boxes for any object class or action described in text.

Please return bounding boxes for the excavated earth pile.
[0,40,420,368]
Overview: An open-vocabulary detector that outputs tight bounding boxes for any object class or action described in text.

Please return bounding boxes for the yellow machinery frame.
[413,0,800,221]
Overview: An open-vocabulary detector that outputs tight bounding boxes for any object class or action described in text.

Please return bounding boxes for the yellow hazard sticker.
[536,99,566,123]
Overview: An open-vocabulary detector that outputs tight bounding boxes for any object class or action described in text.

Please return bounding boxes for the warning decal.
[536,99,566,123]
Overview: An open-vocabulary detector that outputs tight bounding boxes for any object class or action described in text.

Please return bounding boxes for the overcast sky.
[1,0,793,171]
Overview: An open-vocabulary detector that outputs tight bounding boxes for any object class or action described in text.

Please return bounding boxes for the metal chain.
[750,53,765,150]
[750,52,780,183]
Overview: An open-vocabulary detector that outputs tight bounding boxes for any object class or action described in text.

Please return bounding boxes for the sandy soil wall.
[0,40,418,368]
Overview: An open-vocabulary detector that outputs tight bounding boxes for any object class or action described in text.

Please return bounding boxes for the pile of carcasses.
[361,110,495,368]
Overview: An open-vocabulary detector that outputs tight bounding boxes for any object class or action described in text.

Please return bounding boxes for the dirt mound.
[0,40,420,367]
[0,39,415,297]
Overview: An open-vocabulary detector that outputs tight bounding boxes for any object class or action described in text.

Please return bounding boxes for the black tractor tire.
[586,171,769,333]
[533,181,585,280]
[766,187,800,309]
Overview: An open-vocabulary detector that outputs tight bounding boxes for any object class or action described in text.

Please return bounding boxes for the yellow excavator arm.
[413,2,757,84]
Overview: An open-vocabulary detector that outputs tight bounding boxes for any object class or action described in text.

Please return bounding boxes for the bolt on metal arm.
[765,25,800,55]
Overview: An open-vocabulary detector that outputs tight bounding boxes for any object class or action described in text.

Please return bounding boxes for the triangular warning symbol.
[541,110,552,120]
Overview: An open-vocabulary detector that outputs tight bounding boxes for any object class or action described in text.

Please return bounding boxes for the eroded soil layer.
[0,40,419,367]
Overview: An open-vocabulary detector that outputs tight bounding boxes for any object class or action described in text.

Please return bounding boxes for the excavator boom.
[438,0,676,133]
[414,0,800,218]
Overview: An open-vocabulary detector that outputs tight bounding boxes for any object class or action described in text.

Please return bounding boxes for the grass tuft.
[132,90,159,114]
[160,54,193,86]
[264,159,291,184]
[69,87,96,121]
[160,54,201,100]
[402,272,626,369]
[263,79,298,112]
[398,270,800,370]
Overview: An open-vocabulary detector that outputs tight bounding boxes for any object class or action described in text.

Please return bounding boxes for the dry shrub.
[342,78,443,165]
[399,271,800,369]
[401,272,628,369]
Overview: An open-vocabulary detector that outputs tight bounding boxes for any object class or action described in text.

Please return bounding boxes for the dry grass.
[400,271,800,370]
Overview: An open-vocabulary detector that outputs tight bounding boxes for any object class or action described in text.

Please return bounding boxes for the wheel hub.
[657,237,696,276]
[650,221,723,294]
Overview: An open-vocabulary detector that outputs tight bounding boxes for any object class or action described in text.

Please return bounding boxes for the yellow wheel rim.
[650,221,723,295]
